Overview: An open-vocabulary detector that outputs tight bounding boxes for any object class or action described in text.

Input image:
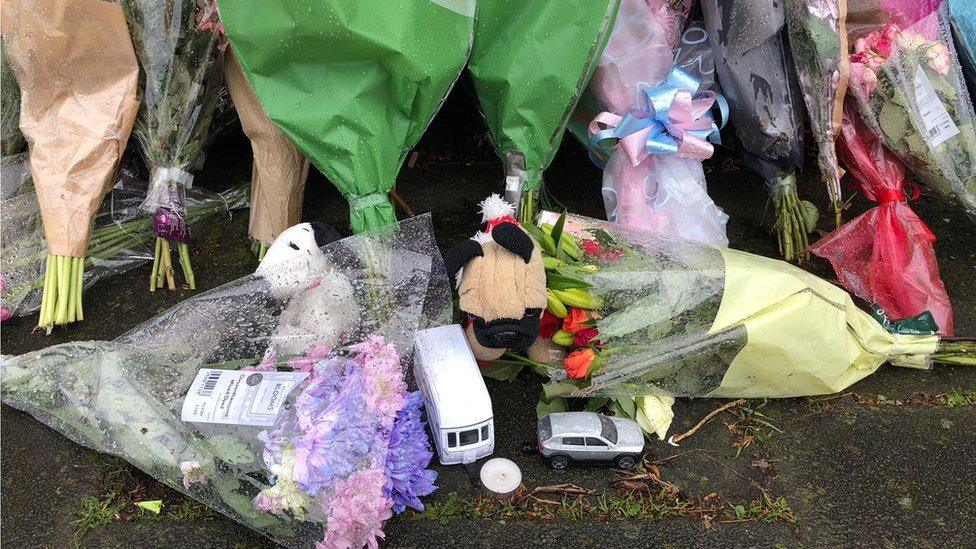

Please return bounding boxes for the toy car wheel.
[615,455,637,469]
[548,455,570,470]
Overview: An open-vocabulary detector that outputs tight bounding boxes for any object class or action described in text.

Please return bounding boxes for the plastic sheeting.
[811,100,953,335]
[845,1,976,217]
[1,157,248,318]
[589,7,730,247]
[1,215,451,548]
[536,212,943,402]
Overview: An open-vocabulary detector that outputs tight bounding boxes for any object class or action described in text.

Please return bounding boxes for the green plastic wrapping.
[467,0,619,219]
[218,0,475,233]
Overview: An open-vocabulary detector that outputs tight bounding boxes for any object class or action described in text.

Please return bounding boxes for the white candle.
[479,458,522,499]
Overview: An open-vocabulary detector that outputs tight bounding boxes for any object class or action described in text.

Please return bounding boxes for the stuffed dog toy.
[444,195,547,361]
[256,222,360,355]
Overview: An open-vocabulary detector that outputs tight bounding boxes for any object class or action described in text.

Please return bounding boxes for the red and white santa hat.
[472,194,518,244]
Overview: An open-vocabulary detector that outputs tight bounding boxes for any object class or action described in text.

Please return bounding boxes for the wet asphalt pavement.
[2,90,975,548]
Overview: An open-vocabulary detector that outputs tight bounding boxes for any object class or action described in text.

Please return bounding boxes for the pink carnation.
[320,469,393,549]
[353,335,406,426]
[180,460,206,489]
[288,345,334,373]
[0,276,10,322]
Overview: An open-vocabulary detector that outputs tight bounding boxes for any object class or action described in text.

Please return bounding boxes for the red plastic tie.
[876,188,906,203]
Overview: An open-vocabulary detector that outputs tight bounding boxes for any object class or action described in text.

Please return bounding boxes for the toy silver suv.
[537,412,645,470]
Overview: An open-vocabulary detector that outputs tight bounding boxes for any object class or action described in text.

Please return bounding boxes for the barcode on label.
[198,371,222,397]
[913,65,959,148]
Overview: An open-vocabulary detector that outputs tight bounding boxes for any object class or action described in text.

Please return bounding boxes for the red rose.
[874,38,892,58]
[563,308,601,334]
[581,239,603,257]
[573,327,600,347]
[849,52,867,65]
[539,309,562,339]
[563,348,601,380]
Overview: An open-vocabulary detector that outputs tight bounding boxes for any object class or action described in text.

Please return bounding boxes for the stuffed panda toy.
[256,222,361,355]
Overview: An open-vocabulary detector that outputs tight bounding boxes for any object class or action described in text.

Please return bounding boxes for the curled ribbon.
[588,67,728,167]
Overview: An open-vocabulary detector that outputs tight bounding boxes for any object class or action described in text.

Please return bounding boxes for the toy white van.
[413,324,494,465]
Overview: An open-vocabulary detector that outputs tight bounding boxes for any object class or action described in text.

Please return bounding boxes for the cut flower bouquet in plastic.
[1,215,451,548]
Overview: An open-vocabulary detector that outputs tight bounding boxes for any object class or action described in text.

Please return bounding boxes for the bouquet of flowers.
[122,0,224,291]
[467,0,619,222]
[1,163,248,320]
[784,0,850,226]
[2,0,141,332]
[2,215,449,548]
[811,100,953,335]
[845,2,976,216]
[223,50,309,260]
[587,2,730,246]
[519,212,972,439]
[219,0,473,234]
[703,0,814,261]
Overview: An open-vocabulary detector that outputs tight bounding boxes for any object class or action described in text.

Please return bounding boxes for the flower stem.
[771,173,809,262]
[519,189,538,225]
[932,340,976,366]
[37,254,56,333]
[178,242,196,290]
[150,237,162,292]
[75,256,85,321]
[160,239,176,290]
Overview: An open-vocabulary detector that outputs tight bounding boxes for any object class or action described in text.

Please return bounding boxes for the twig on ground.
[669,399,746,446]
[390,188,415,217]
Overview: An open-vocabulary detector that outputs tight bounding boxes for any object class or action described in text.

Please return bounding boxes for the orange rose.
[563,348,601,380]
[562,308,601,334]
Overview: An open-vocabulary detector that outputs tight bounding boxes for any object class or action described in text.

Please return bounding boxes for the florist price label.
[180,369,308,427]
[913,65,959,148]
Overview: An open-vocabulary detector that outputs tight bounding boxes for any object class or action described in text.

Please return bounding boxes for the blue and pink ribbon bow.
[588,67,728,167]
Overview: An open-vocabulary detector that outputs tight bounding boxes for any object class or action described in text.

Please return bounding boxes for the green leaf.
[524,223,557,256]
[584,397,610,412]
[537,396,568,418]
[480,362,525,381]
[550,211,567,250]
[546,271,591,291]
[610,396,637,418]
[543,381,582,400]
[588,228,615,248]
[879,101,909,142]
[208,436,257,465]
[135,500,163,514]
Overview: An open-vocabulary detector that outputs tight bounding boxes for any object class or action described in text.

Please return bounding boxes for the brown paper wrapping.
[1,0,139,257]
[224,51,309,245]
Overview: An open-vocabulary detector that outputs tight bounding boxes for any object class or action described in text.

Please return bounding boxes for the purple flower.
[290,368,374,496]
[383,392,437,513]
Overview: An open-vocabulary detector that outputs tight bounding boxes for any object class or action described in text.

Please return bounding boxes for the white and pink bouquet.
[587,0,729,247]
[1,216,450,548]
[846,2,976,216]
